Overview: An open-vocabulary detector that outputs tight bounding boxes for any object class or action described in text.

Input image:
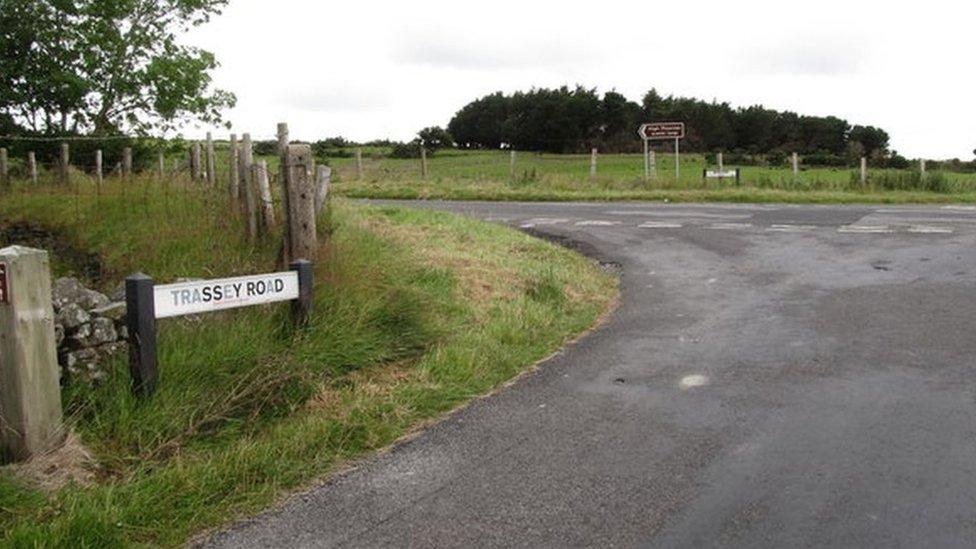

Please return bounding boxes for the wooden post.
[510,149,516,180]
[920,158,927,180]
[284,144,317,262]
[355,147,364,180]
[648,150,656,179]
[240,134,257,240]
[205,132,216,186]
[278,123,292,263]
[420,144,428,178]
[717,152,724,172]
[228,134,239,208]
[191,143,202,181]
[0,246,64,463]
[157,151,165,179]
[254,160,275,230]
[122,147,132,179]
[315,165,331,215]
[589,148,598,178]
[95,150,103,193]
[860,157,867,185]
[27,152,37,185]
[290,260,313,328]
[0,148,7,187]
[60,142,70,185]
[791,152,799,179]
[125,273,157,397]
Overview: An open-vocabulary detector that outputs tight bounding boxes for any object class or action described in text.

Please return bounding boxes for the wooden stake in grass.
[0,147,7,188]
[0,246,64,463]
[205,132,216,186]
[255,160,275,230]
[123,147,133,179]
[27,152,37,185]
[95,150,103,194]
[228,134,239,209]
[860,157,867,185]
[920,158,927,181]
[420,143,428,179]
[157,151,165,179]
[509,149,516,180]
[590,148,598,179]
[191,142,202,181]
[240,133,257,240]
[59,142,70,185]
[315,165,331,215]
[284,144,317,261]
[791,152,799,180]
[355,147,364,180]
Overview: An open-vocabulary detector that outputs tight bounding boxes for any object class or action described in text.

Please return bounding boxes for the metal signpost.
[125,260,313,397]
[639,122,685,181]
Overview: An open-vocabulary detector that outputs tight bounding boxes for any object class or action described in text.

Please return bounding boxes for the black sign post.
[290,259,314,328]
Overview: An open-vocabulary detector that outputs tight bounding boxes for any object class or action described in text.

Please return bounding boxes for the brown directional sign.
[0,263,8,304]
[639,122,685,140]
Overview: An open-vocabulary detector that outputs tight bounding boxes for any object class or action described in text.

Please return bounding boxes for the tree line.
[447,86,903,166]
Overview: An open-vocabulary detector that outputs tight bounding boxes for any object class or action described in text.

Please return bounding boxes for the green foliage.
[0,0,235,135]
[417,126,453,152]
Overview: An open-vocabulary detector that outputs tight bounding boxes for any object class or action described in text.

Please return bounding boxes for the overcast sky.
[185,0,975,158]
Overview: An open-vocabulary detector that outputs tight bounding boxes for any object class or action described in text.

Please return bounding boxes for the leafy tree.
[848,125,890,157]
[417,126,453,152]
[0,0,235,135]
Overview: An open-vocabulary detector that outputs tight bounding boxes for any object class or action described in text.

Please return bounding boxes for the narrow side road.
[205,201,976,548]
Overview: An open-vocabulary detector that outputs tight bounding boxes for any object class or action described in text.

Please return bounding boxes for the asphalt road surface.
[205,201,976,548]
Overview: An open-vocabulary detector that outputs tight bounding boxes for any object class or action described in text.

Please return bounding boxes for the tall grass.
[0,176,617,547]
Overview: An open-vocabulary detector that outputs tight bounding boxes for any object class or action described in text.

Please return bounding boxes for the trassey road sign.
[153,271,300,319]
[639,122,685,140]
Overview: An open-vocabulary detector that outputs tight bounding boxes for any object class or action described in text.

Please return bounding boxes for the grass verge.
[0,179,617,547]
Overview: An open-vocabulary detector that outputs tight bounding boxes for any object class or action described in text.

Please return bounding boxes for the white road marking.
[679,375,709,390]
[606,210,751,219]
[639,221,683,229]
[907,225,954,234]
[705,223,753,230]
[575,220,620,226]
[519,218,569,228]
[765,224,818,233]
[942,205,976,211]
[838,225,894,234]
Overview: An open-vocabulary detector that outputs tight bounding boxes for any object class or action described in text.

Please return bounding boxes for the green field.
[0,176,616,547]
[322,149,976,204]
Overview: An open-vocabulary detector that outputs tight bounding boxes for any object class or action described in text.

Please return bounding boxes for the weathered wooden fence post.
[509,149,516,180]
[0,246,64,463]
[240,133,257,240]
[791,152,799,180]
[590,148,598,178]
[60,142,70,185]
[860,157,867,185]
[277,123,292,263]
[228,134,239,209]
[0,148,8,187]
[315,165,331,215]
[125,273,157,397]
[717,152,724,172]
[284,144,317,261]
[920,158,927,181]
[205,132,216,186]
[157,151,165,179]
[420,143,428,178]
[122,147,133,179]
[95,150,103,194]
[253,160,276,231]
[355,147,364,180]
[27,152,37,185]
[190,143,202,181]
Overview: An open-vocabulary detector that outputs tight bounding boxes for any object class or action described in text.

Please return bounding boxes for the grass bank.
[0,178,617,547]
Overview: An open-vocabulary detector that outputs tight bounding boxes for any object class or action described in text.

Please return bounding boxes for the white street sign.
[154,271,300,319]
[705,170,738,178]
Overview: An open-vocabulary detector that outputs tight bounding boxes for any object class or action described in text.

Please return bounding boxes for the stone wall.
[52,277,126,383]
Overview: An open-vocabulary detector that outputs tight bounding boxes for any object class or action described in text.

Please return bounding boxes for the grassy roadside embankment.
[0,176,617,547]
[324,150,976,204]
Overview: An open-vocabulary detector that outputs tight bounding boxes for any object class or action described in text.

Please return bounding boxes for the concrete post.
[27,152,37,185]
[191,143,202,181]
[205,132,216,186]
[420,144,428,178]
[355,147,364,180]
[510,150,517,180]
[920,159,927,180]
[95,150,103,193]
[284,144,318,262]
[228,134,239,209]
[860,157,867,185]
[157,151,165,179]
[60,143,70,185]
[648,150,656,179]
[590,148,598,178]
[0,246,63,463]
[717,152,724,172]
[277,123,292,264]
[240,134,257,240]
[791,152,799,179]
